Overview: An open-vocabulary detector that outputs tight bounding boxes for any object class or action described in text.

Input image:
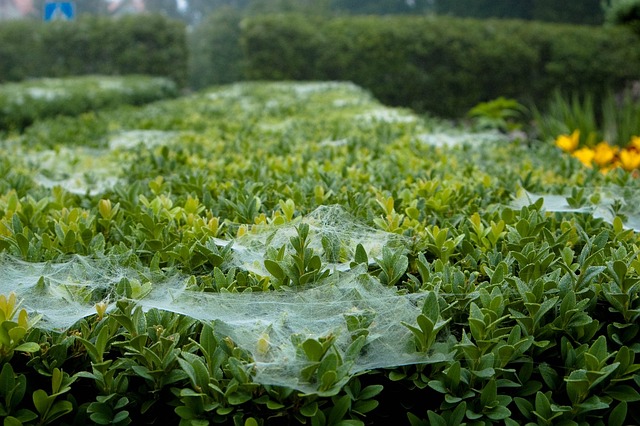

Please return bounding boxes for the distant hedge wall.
[0,14,187,86]
[237,14,640,116]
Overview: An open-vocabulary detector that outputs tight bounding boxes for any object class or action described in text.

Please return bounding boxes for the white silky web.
[512,186,640,232]
[0,206,448,393]
[214,205,407,274]
[141,266,448,393]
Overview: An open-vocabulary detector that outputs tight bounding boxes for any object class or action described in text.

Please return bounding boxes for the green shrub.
[237,14,640,117]
[2,81,640,424]
[0,75,178,131]
[240,14,327,81]
[0,14,187,86]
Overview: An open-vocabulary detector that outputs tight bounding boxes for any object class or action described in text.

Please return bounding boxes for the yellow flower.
[619,148,640,171]
[629,135,640,150]
[555,130,580,152]
[592,142,617,167]
[572,147,595,167]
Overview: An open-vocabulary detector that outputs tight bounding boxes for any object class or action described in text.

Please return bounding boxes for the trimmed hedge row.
[0,75,178,131]
[234,14,640,116]
[0,14,187,87]
[3,81,640,425]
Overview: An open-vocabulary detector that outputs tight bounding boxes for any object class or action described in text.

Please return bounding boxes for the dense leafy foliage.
[0,14,187,86]
[0,76,178,131]
[233,14,640,116]
[1,82,640,425]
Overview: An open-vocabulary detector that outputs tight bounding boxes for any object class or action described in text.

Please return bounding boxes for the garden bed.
[0,82,639,425]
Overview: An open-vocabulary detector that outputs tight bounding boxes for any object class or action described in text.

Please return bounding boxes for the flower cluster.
[555,130,640,173]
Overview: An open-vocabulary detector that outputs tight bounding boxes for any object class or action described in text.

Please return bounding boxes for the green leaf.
[352,399,378,414]
[606,385,640,402]
[328,395,350,425]
[44,400,73,423]
[32,389,52,416]
[355,244,368,265]
[320,370,337,391]
[587,335,608,362]
[608,401,627,426]
[51,368,64,394]
[486,405,511,420]
[227,391,252,405]
[407,412,428,426]
[611,260,627,286]
[177,357,197,389]
[14,342,40,353]
[451,402,466,425]
[445,361,461,389]
[480,379,497,408]
[422,291,439,324]
[130,366,153,381]
[359,384,383,400]
[576,395,609,412]
[388,371,406,381]
[112,410,130,423]
[89,411,112,425]
[114,397,129,410]
[4,417,23,426]
[565,370,589,405]
[471,367,495,379]
[264,260,284,280]
[244,417,259,426]
[534,392,552,419]
[538,363,559,389]
[13,408,37,423]
[266,399,285,410]
[227,357,249,384]
[0,363,15,394]
[344,335,366,360]
[191,357,211,390]
[302,338,324,362]
[300,401,318,417]
[426,411,447,426]
[534,296,559,325]
[416,314,434,336]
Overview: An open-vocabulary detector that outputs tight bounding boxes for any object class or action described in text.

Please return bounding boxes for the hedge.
[3,81,640,425]
[0,75,178,131]
[233,14,640,116]
[0,14,187,87]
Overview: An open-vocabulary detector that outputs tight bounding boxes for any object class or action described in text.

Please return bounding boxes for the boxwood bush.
[1,81,640,425]
[0,75,178,131]
[234,14,640,116]
[0,14,187,87]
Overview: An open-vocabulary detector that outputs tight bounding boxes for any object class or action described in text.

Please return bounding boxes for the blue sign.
[44,2,75,21]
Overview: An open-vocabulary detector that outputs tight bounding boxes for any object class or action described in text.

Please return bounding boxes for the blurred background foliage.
[0,0,621,25]
[1,0,640,118]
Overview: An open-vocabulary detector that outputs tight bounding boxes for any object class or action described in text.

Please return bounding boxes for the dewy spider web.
[0,206,449,394]
[214,205,406,274]
[512,186,640,231]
